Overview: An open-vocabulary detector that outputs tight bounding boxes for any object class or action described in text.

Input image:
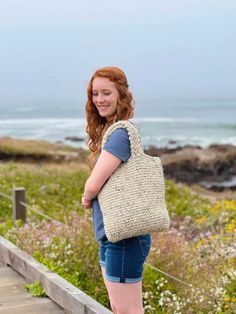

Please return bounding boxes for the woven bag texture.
[98,120,170,242]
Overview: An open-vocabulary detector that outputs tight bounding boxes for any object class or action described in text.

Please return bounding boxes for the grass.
[0,162,209,223]
[0,136,88,163]
[0,162,89,221]
[0,137,79,154]
[24,281,47,297]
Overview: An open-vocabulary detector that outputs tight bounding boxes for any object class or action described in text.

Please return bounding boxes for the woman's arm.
[82,149,122,206]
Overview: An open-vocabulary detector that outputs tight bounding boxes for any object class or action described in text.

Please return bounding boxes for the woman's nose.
[97,94,104,102]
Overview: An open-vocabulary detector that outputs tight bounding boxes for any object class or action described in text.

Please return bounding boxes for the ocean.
[0,100,235,149]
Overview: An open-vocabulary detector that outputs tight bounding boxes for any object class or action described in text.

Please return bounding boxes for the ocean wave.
[1,117,235,149]
[142,135,236,148]
[133,117,236,127]
[133,117,199,123]
[0,118,86,124]
[0,117,234,127]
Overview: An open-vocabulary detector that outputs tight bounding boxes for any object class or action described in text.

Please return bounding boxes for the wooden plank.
[0,265,8,271]
[0,281,37,299]
[0,265,65,314]
[0,236,112,314]
[0,291,52,308]
[0,300,65,314]
[0,282,49,306]
[0,267,25,286]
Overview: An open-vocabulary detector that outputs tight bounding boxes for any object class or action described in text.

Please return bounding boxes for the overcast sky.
[0,0,236,108]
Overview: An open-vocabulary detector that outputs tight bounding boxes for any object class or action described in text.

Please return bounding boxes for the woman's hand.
[82,196,92,209]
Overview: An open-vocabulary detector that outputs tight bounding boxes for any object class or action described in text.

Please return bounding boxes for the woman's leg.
[99,235,151,313]
[101,266,108,290]
[101,266,144,314]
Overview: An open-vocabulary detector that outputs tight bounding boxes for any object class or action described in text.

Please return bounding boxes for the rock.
[200,176,236,191]
[144,144,201,157]
[145,144,236,188]
[65,136,85,142]
[168,140,177,145]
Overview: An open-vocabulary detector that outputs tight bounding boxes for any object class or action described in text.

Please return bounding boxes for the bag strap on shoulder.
[101,120,144,158]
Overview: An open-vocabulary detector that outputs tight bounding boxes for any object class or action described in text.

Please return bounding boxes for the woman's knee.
[110,302,117,313]
[110,301,127,314]
[106,280,143,314]
[110,301,143,314]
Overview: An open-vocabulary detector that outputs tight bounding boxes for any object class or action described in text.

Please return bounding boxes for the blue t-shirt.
[92,128,131,241]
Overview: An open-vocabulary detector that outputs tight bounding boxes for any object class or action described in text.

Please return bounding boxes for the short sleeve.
[103,128,131,162]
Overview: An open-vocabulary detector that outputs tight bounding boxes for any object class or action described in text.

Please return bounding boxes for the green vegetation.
[0,162,88,221]
[24,281,47,297]
[0,137,80,155]
[0,140,235,313]
[165,179,210,217]
[0,137,88,163]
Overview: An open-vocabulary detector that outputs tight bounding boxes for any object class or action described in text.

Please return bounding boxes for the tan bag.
[98,120,170,242]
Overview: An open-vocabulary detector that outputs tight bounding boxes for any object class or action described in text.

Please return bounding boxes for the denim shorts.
[99,234,151,283]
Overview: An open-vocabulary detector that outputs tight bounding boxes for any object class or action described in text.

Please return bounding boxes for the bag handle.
[101,120,144,158]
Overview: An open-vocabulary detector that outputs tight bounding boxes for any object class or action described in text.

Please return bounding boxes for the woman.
[82,66,151,314]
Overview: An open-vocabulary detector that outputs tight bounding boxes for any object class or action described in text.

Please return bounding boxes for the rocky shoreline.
[1,136,236,192]
[145,144,236,191]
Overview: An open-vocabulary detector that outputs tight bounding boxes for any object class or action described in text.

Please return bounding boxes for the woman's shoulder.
[109,120,135,136]
[102,120,135,148]
[104,127,131,159]
[108,128,129,143]
[112,127,129,135]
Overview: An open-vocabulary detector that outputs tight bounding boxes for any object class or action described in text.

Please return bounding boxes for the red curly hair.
[85,66,134,168]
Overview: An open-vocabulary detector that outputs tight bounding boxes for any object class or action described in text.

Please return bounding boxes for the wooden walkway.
[0,236,111,314]
[0,260,65,314]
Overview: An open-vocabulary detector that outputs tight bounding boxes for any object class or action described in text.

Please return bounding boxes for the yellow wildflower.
[224,200,236,210]
[195,216,208,224]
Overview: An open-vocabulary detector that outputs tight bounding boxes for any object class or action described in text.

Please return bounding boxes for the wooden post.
[13,188,26,224]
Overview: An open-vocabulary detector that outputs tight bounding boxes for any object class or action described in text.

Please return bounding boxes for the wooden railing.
[0,188,112,314]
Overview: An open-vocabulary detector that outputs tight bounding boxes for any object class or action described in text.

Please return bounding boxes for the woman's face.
[92,77,119,121]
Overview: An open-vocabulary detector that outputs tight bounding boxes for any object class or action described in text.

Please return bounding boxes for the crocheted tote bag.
[98,120,170,242]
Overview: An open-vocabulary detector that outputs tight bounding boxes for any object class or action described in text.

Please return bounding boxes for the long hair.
[85,66,134,169]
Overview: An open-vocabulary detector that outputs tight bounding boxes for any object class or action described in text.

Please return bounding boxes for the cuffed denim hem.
[99,234,151,284]
[100,260,106,268]
[106,273,142,284]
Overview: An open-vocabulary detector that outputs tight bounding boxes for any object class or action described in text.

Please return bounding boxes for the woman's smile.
[97,104,110,110]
